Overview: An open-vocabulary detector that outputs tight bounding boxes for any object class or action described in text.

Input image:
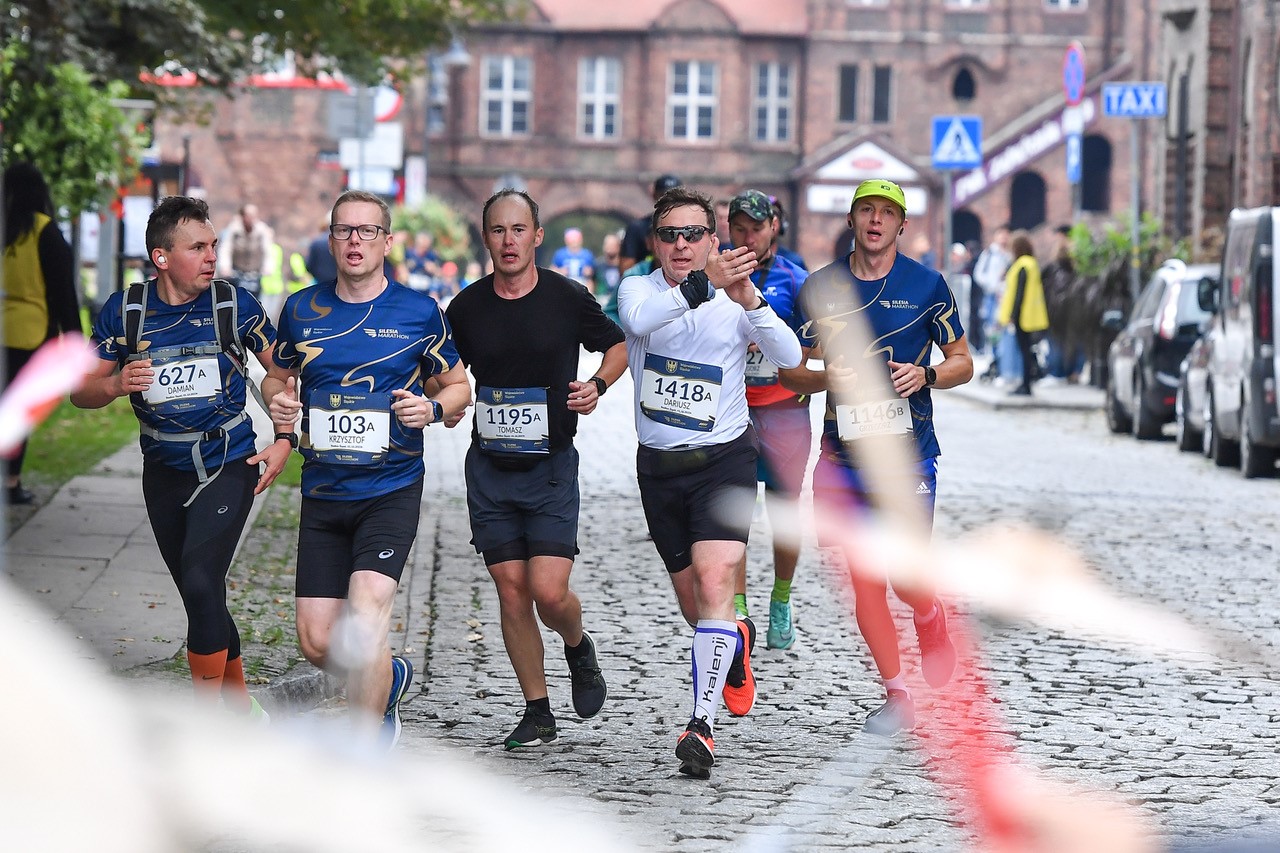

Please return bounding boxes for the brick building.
[157,0,1158,269]
[1156,0,1280,258]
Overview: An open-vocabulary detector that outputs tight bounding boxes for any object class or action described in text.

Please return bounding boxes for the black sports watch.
[427,399,444,424]
[588,376,607,397]
[274,431,299,449]
[923,366,937,387]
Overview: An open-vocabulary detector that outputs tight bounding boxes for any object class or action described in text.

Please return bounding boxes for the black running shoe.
[504,708,558,750]
[675,717,715,779]
[565,629,607,719]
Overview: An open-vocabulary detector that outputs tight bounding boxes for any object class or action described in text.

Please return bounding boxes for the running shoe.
[863,690,915,737]
[723,617,756,717]
[767,599,795,650]
[675,717,716,779]
[248,695,270,726]
[380,654,413,750]
[915,601,957,688]
[504,708,558,750]
[565,630,607,719]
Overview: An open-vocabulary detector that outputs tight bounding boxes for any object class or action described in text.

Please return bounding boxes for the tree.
[392,196,473,263]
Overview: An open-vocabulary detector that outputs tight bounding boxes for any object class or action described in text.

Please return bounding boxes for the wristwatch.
[923,366,937,387]
[274,431,299,449]
[427,399,444,424]
[588,376,607,397]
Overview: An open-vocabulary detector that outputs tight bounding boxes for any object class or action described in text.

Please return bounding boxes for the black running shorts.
[636,429,758,574]
[295,478,423,599]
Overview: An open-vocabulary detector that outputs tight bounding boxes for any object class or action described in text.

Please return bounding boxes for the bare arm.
[71,357,148,410]
[567,341,627,415]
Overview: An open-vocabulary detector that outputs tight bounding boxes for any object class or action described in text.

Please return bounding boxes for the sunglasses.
[655,225,711,244]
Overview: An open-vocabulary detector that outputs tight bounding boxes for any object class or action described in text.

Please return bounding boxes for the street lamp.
[419,38,471,203]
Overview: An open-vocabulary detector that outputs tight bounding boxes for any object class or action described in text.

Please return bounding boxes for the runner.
[617,186,802,778]
[445,189,627,749]
[262,190,471,749]
[726,189,812,649]
[72,196,291,719]
[781,179,973,736]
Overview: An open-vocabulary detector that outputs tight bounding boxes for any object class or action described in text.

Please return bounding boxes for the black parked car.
[1103,260,1218,440]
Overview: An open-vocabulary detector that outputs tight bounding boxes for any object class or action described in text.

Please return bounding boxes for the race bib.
[641,353,721,432]
[308,389,391,465]
[142,355,222,413]
[835,398,913,442]
[744,349,780,386]
[476,386,550,455]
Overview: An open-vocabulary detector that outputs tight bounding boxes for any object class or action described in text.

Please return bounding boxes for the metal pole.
[942,174,954,280]
[357,86,367,190]
[1129,119,1141,304]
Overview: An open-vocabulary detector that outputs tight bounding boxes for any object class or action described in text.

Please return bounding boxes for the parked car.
[1103,260,1218,440]
[1197,205,1280,477]
[1175,329,1214,453]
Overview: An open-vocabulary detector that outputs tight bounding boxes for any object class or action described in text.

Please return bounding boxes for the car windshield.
[1175,275,1214,323]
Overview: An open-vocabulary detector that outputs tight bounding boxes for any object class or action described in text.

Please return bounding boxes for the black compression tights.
[142,455,256,656]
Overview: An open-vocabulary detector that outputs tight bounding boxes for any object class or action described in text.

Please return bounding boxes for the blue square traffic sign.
[1102,83,1167,118]
[931,116,983,170]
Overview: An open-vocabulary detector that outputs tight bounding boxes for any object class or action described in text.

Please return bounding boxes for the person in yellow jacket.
[997,230,1049,397]
[2,162,83,503]
[286,250,309,294]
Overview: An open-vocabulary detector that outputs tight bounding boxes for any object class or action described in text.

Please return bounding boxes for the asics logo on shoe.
[378,549,395,559]
[915,482,931,494]
[217,506,229,514]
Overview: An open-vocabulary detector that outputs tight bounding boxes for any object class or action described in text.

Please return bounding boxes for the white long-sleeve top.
[619,267,803,450]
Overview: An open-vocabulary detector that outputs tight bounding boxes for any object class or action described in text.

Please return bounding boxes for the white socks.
[690,619,739,727]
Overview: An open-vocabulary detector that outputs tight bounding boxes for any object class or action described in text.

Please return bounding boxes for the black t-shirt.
[445,268,624,452]
[620,215,650,263]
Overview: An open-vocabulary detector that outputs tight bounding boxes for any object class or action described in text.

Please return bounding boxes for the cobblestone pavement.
[381,355,1280,852]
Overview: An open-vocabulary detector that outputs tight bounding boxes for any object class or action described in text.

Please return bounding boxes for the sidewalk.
[948,352,1104,412]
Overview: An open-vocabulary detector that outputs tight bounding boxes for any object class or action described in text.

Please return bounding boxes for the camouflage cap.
[729,189,775,222]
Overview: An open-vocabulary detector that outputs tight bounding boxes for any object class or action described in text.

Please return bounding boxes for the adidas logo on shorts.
[915,482,931,495]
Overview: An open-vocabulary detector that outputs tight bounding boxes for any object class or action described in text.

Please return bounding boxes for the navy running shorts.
[749,401,812,496]
[811,438,938,548]
[464,444,580,565]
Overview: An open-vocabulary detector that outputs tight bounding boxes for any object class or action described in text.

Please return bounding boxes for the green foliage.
[0,44,144,214]
[24,398,137,491]
[392,195,474,263]
[1068,213,1187,281]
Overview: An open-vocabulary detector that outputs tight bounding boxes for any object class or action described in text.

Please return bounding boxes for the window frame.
[751,60,794,144]
[479,54,533,138]
[667,60,718,142]
[578,55,622,141]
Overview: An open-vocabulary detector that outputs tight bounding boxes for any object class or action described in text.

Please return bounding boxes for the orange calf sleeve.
[222,656,251,713]
[187,650,228,701]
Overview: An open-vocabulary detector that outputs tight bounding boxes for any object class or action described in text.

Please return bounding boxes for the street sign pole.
[1102,82,1168,304]
[942,173,954,281]
[1130,123,1141,303]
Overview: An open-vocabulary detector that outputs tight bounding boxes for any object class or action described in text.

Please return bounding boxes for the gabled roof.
[528,0,808,36]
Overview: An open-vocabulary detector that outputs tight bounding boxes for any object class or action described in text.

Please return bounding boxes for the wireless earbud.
[898,227,904,236]
[157,255,166,264]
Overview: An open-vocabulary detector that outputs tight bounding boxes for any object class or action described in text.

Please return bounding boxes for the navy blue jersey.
[797,252,964,460]
[747,253,809,407]
[91,282,273,470]
[274,280,460,500]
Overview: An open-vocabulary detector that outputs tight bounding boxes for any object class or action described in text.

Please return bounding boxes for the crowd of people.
[54,172,979,781]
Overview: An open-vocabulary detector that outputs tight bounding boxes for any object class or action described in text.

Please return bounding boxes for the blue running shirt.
[797,252,964,461]
[91,281,273,470]
[274,280,460,500]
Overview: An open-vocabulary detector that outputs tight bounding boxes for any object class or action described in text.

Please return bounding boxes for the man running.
[781,178,972,736]
[445,189,626,750]
[618,186,802,779]
[263,190,471,749]
[726,189,812,649]
[73,196,291,719]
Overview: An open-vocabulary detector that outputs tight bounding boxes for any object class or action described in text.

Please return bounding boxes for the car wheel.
[1132,377,1162,440]
[1175,380,1200,452]
[1208,388,1240,468]
[1239,392,1276,479]
[1105,376,1131,434]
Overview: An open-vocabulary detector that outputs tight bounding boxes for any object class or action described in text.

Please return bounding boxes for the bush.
[391,196,473,263]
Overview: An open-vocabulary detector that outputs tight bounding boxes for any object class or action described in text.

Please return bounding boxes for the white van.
[1203,206,1280,477]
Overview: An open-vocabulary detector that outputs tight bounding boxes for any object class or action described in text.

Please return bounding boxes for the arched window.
[951,209,982,248]
[1009,171,1046,230]
[1081,134,1112,212]
[952,67,976,102]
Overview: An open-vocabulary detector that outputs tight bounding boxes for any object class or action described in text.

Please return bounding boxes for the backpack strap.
[121,281,149,365]
[212,278,269,413]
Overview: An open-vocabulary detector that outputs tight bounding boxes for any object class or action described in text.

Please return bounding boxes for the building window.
[1044,0,1085,8]
[1081,135,1112,212]
[946,0,988,6]
[838,64,859,122]
[952,67,976,102]
[872,65,892,123]
[579,56,620,140]
[752,61,793,143]
[481,55,532,137]
[668,61,717,141]
[847,0,888,5]
[427,56,447,135]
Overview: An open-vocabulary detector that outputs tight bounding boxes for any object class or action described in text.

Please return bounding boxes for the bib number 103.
[326,413,377,435]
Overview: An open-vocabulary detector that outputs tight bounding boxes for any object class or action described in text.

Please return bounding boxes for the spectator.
[620,174,681,275]
[597,232,622,299]
[304,215,338,285]
[911,234,938,270]
[1041,225,1085,384]
[216,204,273,296]
[770,198,808,271]
[997,230,1049,396]
[972,224,1012,357]
[2,162,82,504]
[404,231,442,292]
[551,227,595,286]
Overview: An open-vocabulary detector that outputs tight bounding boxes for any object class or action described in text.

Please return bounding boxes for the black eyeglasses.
[655,225,711,244]
[329,223,388,241]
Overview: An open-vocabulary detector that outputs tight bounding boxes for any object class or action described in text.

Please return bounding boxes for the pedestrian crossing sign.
[931,116,983,170]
